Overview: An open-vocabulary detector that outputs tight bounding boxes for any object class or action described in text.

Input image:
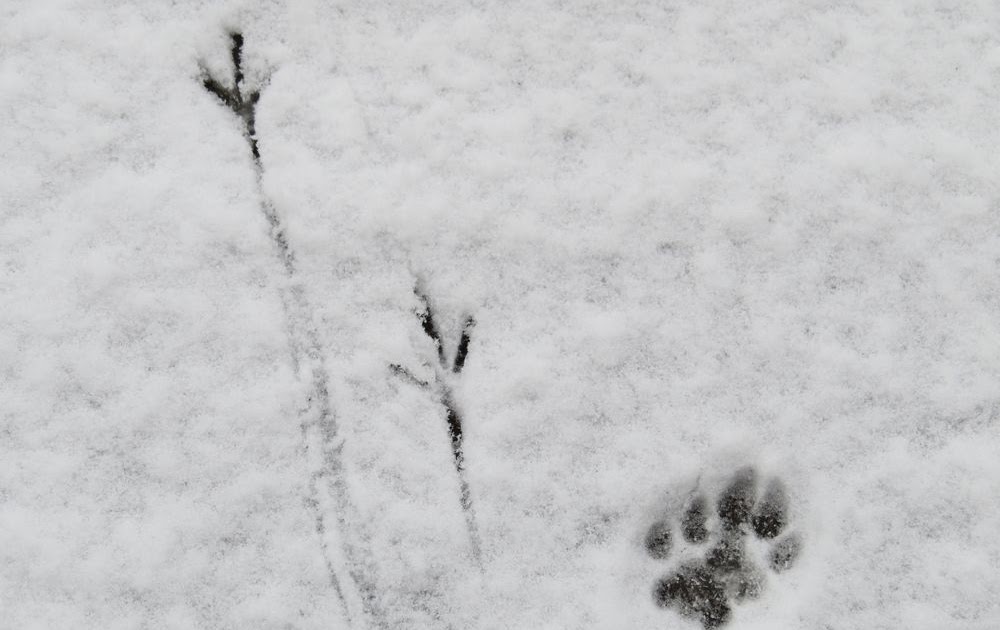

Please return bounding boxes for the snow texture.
[2,1,1000,629]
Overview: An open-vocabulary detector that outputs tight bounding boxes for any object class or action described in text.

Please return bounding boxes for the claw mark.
[403,286,482,563]
[389,363,431,389]
[200,32,375,628]
[201,33,261,160]
[202,75,236,109]
[452,316,474,374]
[417,297,446,365]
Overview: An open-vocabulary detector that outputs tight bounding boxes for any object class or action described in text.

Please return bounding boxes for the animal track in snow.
[391,285,481,562]
[645,467,803,628]
[201,32,261,160]
[199,32,375,627]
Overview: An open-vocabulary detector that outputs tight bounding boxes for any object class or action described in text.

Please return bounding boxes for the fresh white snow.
[2,1,1000,628]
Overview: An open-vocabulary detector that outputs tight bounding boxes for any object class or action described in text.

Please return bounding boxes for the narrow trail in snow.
[200,32,382,629]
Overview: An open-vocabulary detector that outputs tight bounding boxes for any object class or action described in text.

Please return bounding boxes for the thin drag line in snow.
[200,31,380,629]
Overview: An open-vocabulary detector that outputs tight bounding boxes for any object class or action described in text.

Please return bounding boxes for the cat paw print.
[644,467,803,628]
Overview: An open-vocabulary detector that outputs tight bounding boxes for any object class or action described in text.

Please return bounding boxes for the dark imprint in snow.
[200,32,261,160]
[646,467,802,628]
[390,285,481,562]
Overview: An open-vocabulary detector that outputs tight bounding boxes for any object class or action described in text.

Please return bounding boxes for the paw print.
[644,467,803,628]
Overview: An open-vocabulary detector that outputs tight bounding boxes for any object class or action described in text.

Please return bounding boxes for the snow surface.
[3,0,1000,628]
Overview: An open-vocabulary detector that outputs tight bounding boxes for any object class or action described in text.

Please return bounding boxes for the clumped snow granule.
[2,1,1000,629]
